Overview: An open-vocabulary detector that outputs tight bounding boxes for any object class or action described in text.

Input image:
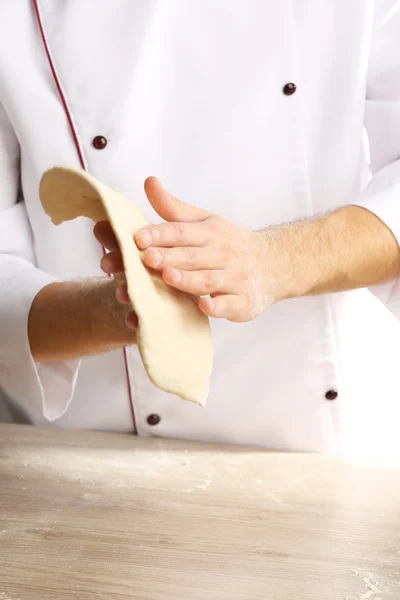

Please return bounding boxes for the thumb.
[144,176,210,223]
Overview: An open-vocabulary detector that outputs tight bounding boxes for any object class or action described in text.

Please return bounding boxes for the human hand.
[97,177,400,326]
[98,178,282,322]
[93,222,138,329]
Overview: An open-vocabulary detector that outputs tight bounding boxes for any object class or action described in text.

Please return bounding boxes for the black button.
[325,390,338,401]
[92,135,108,150]
[283,82,297,96]
[147,414,161,426]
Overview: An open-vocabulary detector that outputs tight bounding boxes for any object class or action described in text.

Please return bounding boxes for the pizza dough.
[39,167,213,407]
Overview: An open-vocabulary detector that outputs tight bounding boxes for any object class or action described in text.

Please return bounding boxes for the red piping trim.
[32,0,86,169]
[123,348,137,434]
[33,0,137,435]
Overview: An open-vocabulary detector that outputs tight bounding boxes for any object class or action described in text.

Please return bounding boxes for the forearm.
[97,184,400,323]
[28,278,136,362]
[272,205,400,301]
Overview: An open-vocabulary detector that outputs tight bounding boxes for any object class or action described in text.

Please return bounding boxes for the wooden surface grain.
[0,424,400,600]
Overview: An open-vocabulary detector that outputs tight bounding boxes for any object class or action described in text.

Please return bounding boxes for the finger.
[135,221,209,249]
[115,283,130,305]
[144,176,210,223]
[101,250,124,275]
[126,311,138,329]
[136,218,211,250]
[142,246,224,271]
[162,267,226,296]
[93,221,120,251]
[198,294,246,322]
[114,271,126,287]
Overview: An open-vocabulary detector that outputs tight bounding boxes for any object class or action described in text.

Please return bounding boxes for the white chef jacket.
[1,0,400,460]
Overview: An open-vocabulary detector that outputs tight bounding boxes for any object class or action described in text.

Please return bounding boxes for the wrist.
[262,205,400,304]
[29,278,136,362]
[258,226,311,304]
[85,277,137,347]
[260,216,333,303]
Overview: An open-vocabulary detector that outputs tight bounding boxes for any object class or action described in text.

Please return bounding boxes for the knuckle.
[172,222,185,240]
[207,215,222,228]
[205,218,218,233]
[156,249,167,266]
[224,247,237,264]
[184,246,197,267]
[219,238,237,258]
[204,270,222,292]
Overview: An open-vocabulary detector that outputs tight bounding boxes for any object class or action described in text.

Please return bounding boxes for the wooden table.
[1,424,400,600]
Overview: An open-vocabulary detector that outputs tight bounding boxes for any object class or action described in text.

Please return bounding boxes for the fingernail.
[148,248,162,266]
[168,268,181,284]
[100,256,110,273]
[136,229,152,248]
[116,286,129,304]
[126,312,138,329]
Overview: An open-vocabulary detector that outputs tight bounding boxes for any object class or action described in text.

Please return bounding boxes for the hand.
[93,222,138,329]
[97,180,400,323]
[98,177,282,322]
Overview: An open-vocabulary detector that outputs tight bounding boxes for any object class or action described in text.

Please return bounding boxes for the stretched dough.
[39,167,213,407]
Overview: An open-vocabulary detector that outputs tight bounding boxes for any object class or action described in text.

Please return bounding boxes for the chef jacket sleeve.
[0,101,80,421]
[354,2,400,317]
